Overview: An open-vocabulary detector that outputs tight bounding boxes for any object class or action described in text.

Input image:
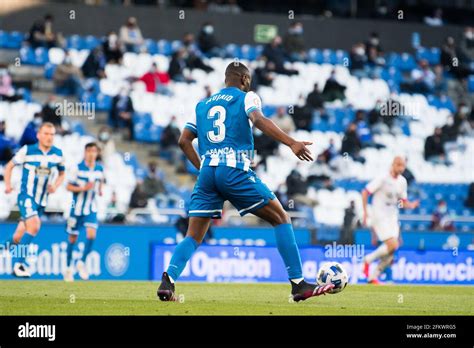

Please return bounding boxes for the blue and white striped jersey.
[12,143,65,207]
[69,160,104,216]
[185,87,263,172]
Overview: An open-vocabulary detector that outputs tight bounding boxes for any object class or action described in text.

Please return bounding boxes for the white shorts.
[371,212,400,242]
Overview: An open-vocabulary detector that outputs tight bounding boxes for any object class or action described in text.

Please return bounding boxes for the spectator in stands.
[322,69,346,101]
[253,127,278,170]
[354,110,385,149]
[349,43,367,78]
[109,87,135,140]
[401,157,416,187]
[182,33,214,73]
[408,59,436,94]
[168,48,195,83]
[262,36,298,75]
[465,183,474,209]
[366,46,386,77]
[40,95,63,130]
[143,161,166,199]
[103,31,124,64]
[139,63,172,95]
[430,200,455,231]
[458,27,474,74]
[292,94,313,131]
[0,121,15,164]
[28,13,58,48]
[119,17,144,52]
[272,106,295,133]
[129,180,148,209]
[97,126,116,165]
[283,22,307,62]
[19,112,42,146]
[160,116,185,172]
[81,46,107,79]
[251,57,276,89]
[341,123,365,163]
[440,36,468,79]
[307,153,335,190]
[424,127,449,165]
[197,22,223,58]
[306,83,324,110]
[285,168,318,207]
[0,66,17,102]
[365,32,383,53]
[319,138,339,164]
[105,191,126,223]
[53,53,83,96]
[340,200,358,244]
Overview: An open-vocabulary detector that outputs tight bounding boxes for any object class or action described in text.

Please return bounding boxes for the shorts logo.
[249,176,256,183]
[105,243,129,277]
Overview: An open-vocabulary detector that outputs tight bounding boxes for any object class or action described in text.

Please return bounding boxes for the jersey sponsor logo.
[205,93,234,104]
[35,166,51,176]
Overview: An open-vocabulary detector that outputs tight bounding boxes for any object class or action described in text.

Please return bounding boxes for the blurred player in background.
[158,61,335,302]
[63,142,104,282]
[3,122,65,277]
[361,156,419,284]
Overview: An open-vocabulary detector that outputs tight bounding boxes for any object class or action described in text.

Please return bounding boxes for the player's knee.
[386,238,398,253]
[270,210,291,226]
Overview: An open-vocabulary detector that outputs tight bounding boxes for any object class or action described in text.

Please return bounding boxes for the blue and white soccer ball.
[317,261,349,294]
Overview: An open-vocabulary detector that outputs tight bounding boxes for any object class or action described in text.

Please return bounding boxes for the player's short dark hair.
[85,142,99,150]
[225,61,250,79]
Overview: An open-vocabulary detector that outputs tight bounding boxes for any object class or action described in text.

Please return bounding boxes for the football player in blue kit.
[157,62,334,302]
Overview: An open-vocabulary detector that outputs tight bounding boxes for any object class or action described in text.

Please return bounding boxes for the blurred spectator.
[354,110,385,149]
[160,116,185,172]
[253,127,278,169]
[430,200,455,231]
[182,33,214,73]
[28,14,58,48]
[109,87,135,140]
[0,66,17,101]
[307,153,334,190]
[40,95,63,129]
[203,85,212,99]
[283,22,307,62]
[306,83,324,110]
[0,121,15,163]
[97,126,116,165]
[139,63,172,95]
[292,95,313,131]
[341,123,365,163]
[272,107,295,133]
[465,183,474,209]
[197,22,223,57]
[81,46,107,79]
[424,127,449,165]
[319,138,338,164]
[168,48,195,83]
[433,64,447,93]
[440,36,469,79]
[19,112,42,146]
[103,31,124,64]
[401,158,416,187]
[365,32,382,53]
[119,17,144,52]
[408,59,436,94]
[424,8,444,27]
[459,27,474,70]
[349,43,367,78]
[105,191,126,223]
[143,161,166,198]
[339,200,358,244]
[322,69,346,101]
[262,36,298,75]
[53,53,83,96]
[286,169,317,207]
[129,180,148,209]
[251,57,276,89]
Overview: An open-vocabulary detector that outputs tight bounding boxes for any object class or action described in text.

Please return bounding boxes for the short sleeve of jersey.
[244,91,262,117]
[184,106,198,135]
[12,145,27,165]
[57,149,65,172]
[365,177,383,194]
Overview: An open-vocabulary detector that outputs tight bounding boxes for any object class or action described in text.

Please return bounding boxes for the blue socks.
[66,241,75,267]
[17,232,35,264]
[82,238,94,262]
[274,223,303,280]
[166,236,199,281]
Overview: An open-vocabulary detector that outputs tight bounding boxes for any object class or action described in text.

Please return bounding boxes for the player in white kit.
[361,156,419,284]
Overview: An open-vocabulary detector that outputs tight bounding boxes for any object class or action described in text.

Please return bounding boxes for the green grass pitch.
[0,280,472,315]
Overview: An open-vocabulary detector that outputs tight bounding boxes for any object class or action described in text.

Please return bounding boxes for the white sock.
[290,277,304,284]
[364,243,389,264]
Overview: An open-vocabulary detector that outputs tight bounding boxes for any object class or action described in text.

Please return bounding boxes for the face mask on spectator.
[465,31,474,40]
[99,132,110,142]
[204,25,214,35]
[460,106,470,115]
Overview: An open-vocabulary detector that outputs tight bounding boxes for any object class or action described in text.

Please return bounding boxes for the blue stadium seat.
[387,52,417,71]
[0,31,7,48]
[67,35,85,50]
[225,44,242,59]
[96,93,112,111]
[157,40,172,55]
[33,47,49,65]
[44,62,56,80]
[468,75,474,92]
[145,39,158,55]
[308,48,323,64]
[416,47,440,65]
[19,47,35,65]
[84,35,101,50]
[6,31,24,49]
[241,44,257,60]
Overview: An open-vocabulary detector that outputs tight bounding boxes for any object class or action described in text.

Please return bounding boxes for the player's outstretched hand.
[290,141,313,161]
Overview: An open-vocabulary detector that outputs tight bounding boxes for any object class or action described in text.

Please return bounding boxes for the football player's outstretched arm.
[178,128,201,170]
[249,110,313,161]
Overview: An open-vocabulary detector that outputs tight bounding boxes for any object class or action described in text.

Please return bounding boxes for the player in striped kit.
[3,122,65,277]
[63,142,104,282]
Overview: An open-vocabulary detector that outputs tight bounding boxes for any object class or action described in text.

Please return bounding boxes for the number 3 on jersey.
[207,105,226,143]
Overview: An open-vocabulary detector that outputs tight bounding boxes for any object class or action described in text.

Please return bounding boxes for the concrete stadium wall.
[0,3,465,52]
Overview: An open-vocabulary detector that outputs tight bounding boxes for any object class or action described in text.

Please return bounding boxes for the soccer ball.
[317,261,349,294]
